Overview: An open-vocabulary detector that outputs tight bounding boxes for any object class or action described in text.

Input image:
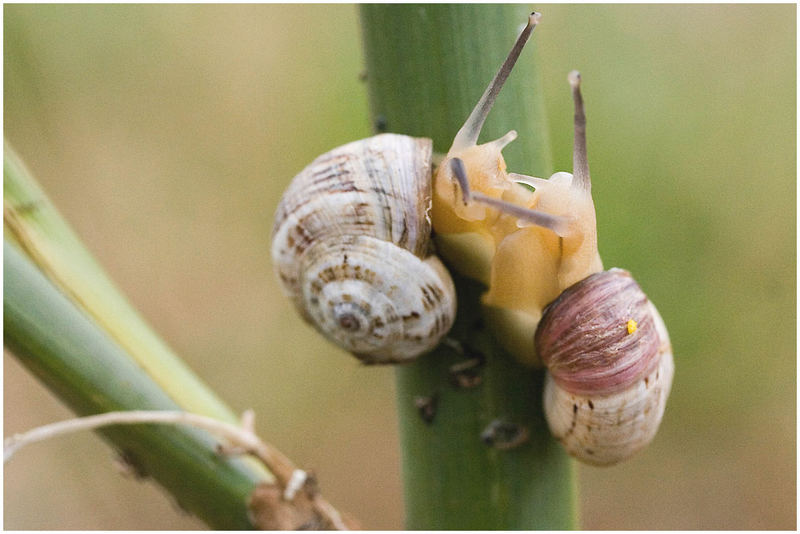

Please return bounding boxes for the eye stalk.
[449,157,572,237]
[569,70,590,192]
[450,12,542,152]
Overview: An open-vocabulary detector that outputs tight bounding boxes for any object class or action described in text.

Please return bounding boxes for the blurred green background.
[3,4,795,530]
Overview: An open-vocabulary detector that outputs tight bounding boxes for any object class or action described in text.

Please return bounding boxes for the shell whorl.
[543,338,673,466]
[298,235,455,363]
[271,134,456,363]
[535,269,661,396]
[536,268,674,465]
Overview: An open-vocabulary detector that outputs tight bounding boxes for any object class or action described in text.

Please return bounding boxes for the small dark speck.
[588,400,594,410]
[114,450,149,480]
[358,70,368,82]
[448,349,486,390]
[414,393,439,424]
[573,403,578,414]
[481,419,529,450]
[585,449,594,455]
[374,115,388,133]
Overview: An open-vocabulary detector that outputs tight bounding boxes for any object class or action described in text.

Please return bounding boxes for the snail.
[271,133,456,364]
[271,12,673,464]
[427,16,674,465]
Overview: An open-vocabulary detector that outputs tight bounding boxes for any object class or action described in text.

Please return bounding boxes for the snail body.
[271,134,456,364]
[431,29,603,365]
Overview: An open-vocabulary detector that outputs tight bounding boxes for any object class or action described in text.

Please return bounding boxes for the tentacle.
[450,12,541,152]
[569,70,590,192]
[508,172,553,191]
[488,130,518,151]
[449,158,572,236]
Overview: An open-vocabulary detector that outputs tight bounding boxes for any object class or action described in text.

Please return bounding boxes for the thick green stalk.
[360,5,578,529]
[4,241,260,529]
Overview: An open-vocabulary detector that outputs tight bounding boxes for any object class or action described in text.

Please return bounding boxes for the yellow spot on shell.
[626,319,638,335]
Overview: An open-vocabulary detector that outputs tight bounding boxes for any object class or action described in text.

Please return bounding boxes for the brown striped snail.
[271,133,456,364]
[271,12,673,465]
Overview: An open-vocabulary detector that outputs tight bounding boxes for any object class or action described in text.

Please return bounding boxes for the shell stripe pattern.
[535,269,661,396]
[271,133,456,362]
[543,333,674,466]
[537,269,675,465]
[298,235,454,362]
[272,133,433,302]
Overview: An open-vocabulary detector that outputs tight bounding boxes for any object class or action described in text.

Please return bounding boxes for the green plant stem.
[3,139,354,530]
[4,139,273,482]
[3,141,239,423]
[360,5,578,529]
[3,241,260,529]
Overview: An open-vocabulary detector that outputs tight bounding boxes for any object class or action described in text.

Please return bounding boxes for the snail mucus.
[271,12,673,465]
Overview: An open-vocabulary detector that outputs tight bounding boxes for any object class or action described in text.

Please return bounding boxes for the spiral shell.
[535,269,674,466]
[271,133,457,364]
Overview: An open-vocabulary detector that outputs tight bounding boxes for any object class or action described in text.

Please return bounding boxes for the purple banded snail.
[271,12,673,464]
[535,269,674,465]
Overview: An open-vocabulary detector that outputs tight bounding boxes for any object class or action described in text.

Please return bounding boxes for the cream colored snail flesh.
[431,15,601,364]
[271,12,673,465]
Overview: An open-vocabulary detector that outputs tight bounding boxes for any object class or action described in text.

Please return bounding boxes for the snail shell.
[271,133,457,364]
[536,269,674,466]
